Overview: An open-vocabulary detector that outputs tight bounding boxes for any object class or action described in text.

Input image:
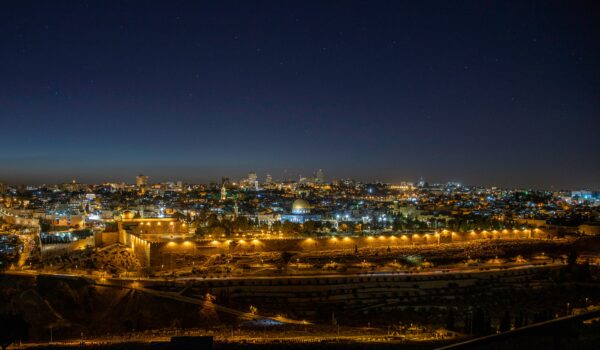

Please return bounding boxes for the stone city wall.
[139,229,548,267]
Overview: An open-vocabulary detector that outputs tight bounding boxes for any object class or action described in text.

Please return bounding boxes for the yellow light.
[252,239,260,244]
[167,241,176,247]
[343,237,350,241]
[239,239,245,244]
[211,240,219,245]
[379,235,386,240]
[367,236,374,240]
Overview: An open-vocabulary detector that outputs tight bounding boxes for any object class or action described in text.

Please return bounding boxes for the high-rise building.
[221,177,230,187]
[136,174,149,187]
[245,172,259,191]
[316,169,325,184]
[265,174,273,184]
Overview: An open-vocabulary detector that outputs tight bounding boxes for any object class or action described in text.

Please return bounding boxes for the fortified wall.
[0,207,40,228]
[96,223,549,268]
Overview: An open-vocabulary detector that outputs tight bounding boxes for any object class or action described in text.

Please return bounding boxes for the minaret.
[233,200,239,217]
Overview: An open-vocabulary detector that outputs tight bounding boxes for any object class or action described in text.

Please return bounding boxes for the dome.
[292,199,311,214]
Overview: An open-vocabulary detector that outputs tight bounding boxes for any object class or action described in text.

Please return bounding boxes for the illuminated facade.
[220,185,227,201]
[136,174,149,187]
[280,199,322,223]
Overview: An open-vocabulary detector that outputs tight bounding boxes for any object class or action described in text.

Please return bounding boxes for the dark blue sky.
[1,1,599,189]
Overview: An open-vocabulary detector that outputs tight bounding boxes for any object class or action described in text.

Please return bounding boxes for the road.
[3,260,563,282]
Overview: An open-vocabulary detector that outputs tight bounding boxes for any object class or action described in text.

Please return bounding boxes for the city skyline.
[0,169,597,191]
[1,1,599,189]
[2,2,600,349]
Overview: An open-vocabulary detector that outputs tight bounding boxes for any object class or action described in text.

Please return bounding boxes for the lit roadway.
[3,260,564,282]
[16,332,441,348]
[16,307,600,349]
[17,308,600,349]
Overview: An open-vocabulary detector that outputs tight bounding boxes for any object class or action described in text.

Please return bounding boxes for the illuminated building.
[220,185,227,201]
[136,174,149,187]
[280,198,322,223]
[240,172,259,190]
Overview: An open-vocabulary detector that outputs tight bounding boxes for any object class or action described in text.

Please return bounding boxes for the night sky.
[1,1,599,189]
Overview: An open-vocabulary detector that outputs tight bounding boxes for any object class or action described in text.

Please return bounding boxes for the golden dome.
[292,199,311,214]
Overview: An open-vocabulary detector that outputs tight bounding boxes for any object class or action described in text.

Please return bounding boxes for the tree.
[302,220,319,235]
[0,313,28,350]
[209,226,226,237]
[271,221,282,232]
[282,221,299,234]
[281,251,295,265]
[38,219,50,232]
[206,214,221,228]
[194,226,206,237]
[231,216,251,232]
